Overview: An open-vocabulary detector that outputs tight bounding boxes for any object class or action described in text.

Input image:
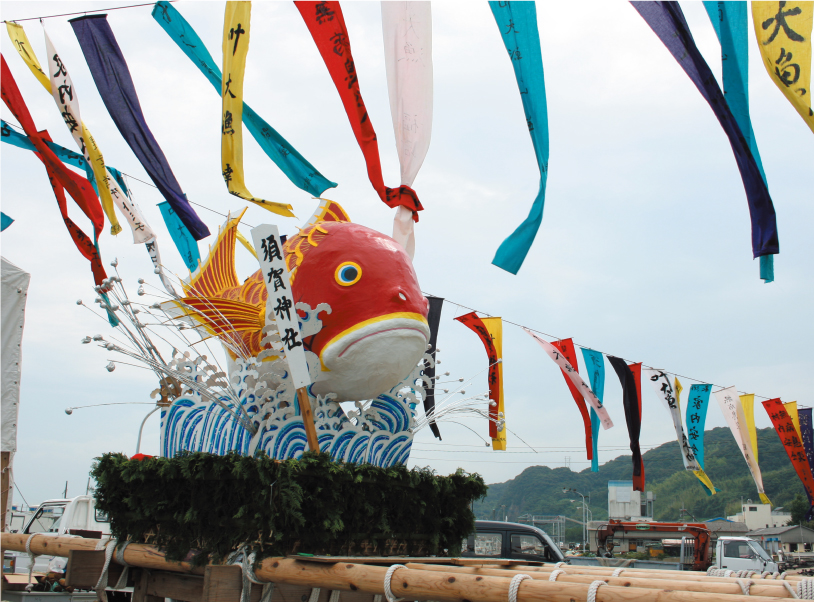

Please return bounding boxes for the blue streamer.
[1,212,14,231]
[158,201,200,272]
[151,1,337,198]
[488,1,550,275]
[580,348,605,473]
[702,1,774,283]
[632,2,778,277]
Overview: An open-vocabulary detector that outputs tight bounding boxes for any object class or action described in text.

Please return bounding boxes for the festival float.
[2,1,814,602]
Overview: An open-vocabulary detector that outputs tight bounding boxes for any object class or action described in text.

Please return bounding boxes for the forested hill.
[474,427,803,523]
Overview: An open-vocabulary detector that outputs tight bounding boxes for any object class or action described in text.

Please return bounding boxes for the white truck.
[714,536,780,573]
[7,496,111,574]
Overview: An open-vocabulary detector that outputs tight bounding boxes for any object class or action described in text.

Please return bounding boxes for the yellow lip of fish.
[318,312,430,371]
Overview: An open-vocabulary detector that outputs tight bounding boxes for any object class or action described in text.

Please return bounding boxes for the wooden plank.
[203,566,272,602]
[133,569,163,602]
[65,549,124,589]
[148,570,204,601]
[273,584,330,602]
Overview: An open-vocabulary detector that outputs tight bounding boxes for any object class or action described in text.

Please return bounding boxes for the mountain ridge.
[474,426,803,526]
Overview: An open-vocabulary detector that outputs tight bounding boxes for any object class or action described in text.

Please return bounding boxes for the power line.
[431,295,777,401]
[2,1,177,24]
[409,456,594,465]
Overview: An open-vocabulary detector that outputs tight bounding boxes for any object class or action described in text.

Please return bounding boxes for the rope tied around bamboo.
[0,534,797,602]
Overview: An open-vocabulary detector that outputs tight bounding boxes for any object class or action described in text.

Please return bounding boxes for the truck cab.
[716,536,779,573]
[9,496,111,574]
[461,520,566,563]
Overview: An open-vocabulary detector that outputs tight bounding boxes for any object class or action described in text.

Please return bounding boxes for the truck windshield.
[748,541,773,562]
[25,505,65,534]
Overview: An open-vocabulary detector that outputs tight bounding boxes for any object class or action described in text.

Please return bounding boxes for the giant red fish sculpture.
[169,200,430,402]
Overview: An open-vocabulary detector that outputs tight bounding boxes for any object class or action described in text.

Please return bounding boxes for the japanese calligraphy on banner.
[250,224,310,389]
[714,386,771,504]
[488,1,550,275]
[799,408,814,482]
[152,1,336,199]
[786,400,803,439]
[221,2,295,218]
[685,384,719,495]
[295,1,424,219]
[454,312,505,450]
[43,28,122,236]
[526,330,613,440]
[645,369,699,470]
[752,1,814,134]
[381,1,433,258]
[763,398,814,511]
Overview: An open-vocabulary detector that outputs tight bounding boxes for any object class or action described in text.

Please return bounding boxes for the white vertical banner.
[382,1,433,258]
[714,385,770,504]
[251,225,311,389]
[524,329,614,429]
[44,28,156,244]
[644,369,699,470]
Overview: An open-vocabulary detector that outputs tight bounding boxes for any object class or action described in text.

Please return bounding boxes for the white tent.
[1,257,30,529]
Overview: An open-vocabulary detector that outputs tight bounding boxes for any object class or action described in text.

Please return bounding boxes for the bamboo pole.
[488,562,805,583]
[406,563,797,598]
[0,534,791,602]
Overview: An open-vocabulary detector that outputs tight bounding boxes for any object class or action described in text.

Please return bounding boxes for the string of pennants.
[0,2,812,506]
[423,294,814,518]
[2,1,812,288]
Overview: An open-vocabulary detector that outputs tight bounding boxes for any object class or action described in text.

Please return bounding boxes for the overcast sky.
[1,1,812,509]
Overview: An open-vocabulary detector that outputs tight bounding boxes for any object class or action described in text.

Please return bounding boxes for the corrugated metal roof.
[705,521,749,533]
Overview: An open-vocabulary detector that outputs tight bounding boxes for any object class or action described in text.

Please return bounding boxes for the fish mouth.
[313,312,430,402]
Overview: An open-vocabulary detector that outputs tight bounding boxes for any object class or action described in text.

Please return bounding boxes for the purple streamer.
[70,15,209,241]
[630,2,778,260]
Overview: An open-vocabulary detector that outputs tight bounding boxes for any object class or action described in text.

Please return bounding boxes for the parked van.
[461,520,566,563]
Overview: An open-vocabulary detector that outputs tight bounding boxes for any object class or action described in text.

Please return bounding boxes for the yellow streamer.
[741,393,760,464]
[221,2,294,218]
[692,469,718,495]
[5,23,50,90]
[6,22,122,235]
[785,400,803,439]
[481,317,506,451]
[752,2,814,133]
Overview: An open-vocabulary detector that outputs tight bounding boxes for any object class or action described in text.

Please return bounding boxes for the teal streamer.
[685,384,719,495]
[151,1,337,198]
[489,1,549,275]
[158,201,200,272]
[580,348,605,473]
[702,1,774,283]
[1,212,14,231]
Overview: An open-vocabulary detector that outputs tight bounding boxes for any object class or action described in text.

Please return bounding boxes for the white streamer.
[382,2,433,259]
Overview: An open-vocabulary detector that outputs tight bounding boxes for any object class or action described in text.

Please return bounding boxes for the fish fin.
[166,297,265,337]
[185,208,247,298]
[306,199,351,227]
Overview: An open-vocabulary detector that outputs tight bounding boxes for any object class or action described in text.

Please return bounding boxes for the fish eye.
[335,262,362,286]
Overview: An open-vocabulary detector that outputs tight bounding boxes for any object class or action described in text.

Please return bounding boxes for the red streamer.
[763,398,814,508]
[552,338,593,461]
[455,311,499,438]
[1,55,107,285]
[294,1,423,221]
